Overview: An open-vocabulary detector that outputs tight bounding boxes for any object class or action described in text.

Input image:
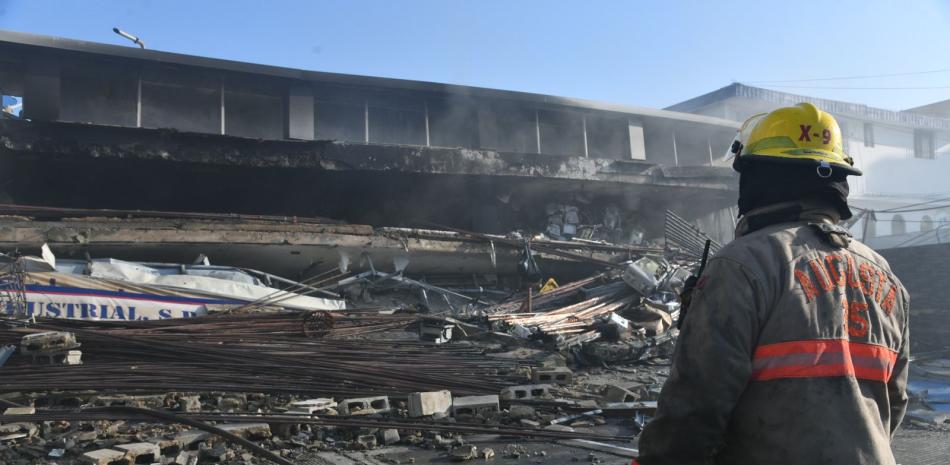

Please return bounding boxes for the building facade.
[0,30,741,249]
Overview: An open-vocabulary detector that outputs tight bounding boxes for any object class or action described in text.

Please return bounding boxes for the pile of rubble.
[0,215,711,465]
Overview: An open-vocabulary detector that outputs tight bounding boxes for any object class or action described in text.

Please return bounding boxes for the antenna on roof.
[113,27,145,49]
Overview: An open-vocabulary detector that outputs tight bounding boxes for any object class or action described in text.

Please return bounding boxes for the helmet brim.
[735,151,863,176]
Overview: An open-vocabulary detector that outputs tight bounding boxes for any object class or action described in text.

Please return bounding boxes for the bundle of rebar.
[0,313,530,397]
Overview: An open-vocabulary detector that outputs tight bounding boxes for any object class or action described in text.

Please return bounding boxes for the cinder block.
[408,390,452,417]
[115,442,159,464]
[379,428,400,445]
[338,396,391,416]
[356,434,377,449]
[604,384,641,403]
[532,367,573,385]
[451,395,500,417]
[500,384,552,400]
[79,448,128,465]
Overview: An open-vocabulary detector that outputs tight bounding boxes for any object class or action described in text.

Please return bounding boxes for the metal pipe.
[112,27,145,49]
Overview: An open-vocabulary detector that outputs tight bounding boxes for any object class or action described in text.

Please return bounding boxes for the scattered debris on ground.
[0,210,939,464]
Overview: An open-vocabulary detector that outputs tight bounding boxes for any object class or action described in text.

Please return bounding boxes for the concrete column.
[671,129,679,165]
[535,109,541,154]
[627,119,646,160]
[582,115,589,158]
[219,85,226,135]
[364,100,370,143]
[424,101,431,146]
[136,76,142,128]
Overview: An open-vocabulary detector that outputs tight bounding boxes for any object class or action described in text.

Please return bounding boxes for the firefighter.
[636,103,910,465]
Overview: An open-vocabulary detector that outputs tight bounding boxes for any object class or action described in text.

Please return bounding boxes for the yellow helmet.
[730,102,862,176]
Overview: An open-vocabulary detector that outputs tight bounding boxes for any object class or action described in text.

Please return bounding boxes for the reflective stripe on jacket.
[637,211,910,465]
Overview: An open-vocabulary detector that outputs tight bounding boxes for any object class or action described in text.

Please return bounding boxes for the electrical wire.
[879,195,950,213]
[746,67,950,84]
[761,85,950,90]
[877,204,950,214]
[850,196,950,214]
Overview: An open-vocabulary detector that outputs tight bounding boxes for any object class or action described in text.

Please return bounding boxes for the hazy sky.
[2,0,949,111]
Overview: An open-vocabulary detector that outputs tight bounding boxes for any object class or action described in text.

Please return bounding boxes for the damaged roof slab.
[0,119,737,190]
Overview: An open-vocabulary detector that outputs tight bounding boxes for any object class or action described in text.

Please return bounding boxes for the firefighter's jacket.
[638,206,910,465]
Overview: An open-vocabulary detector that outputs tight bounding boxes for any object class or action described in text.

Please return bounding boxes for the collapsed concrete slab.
[0,216,652,279]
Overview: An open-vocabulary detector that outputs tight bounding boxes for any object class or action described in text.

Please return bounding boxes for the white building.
[668,83,950,249]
